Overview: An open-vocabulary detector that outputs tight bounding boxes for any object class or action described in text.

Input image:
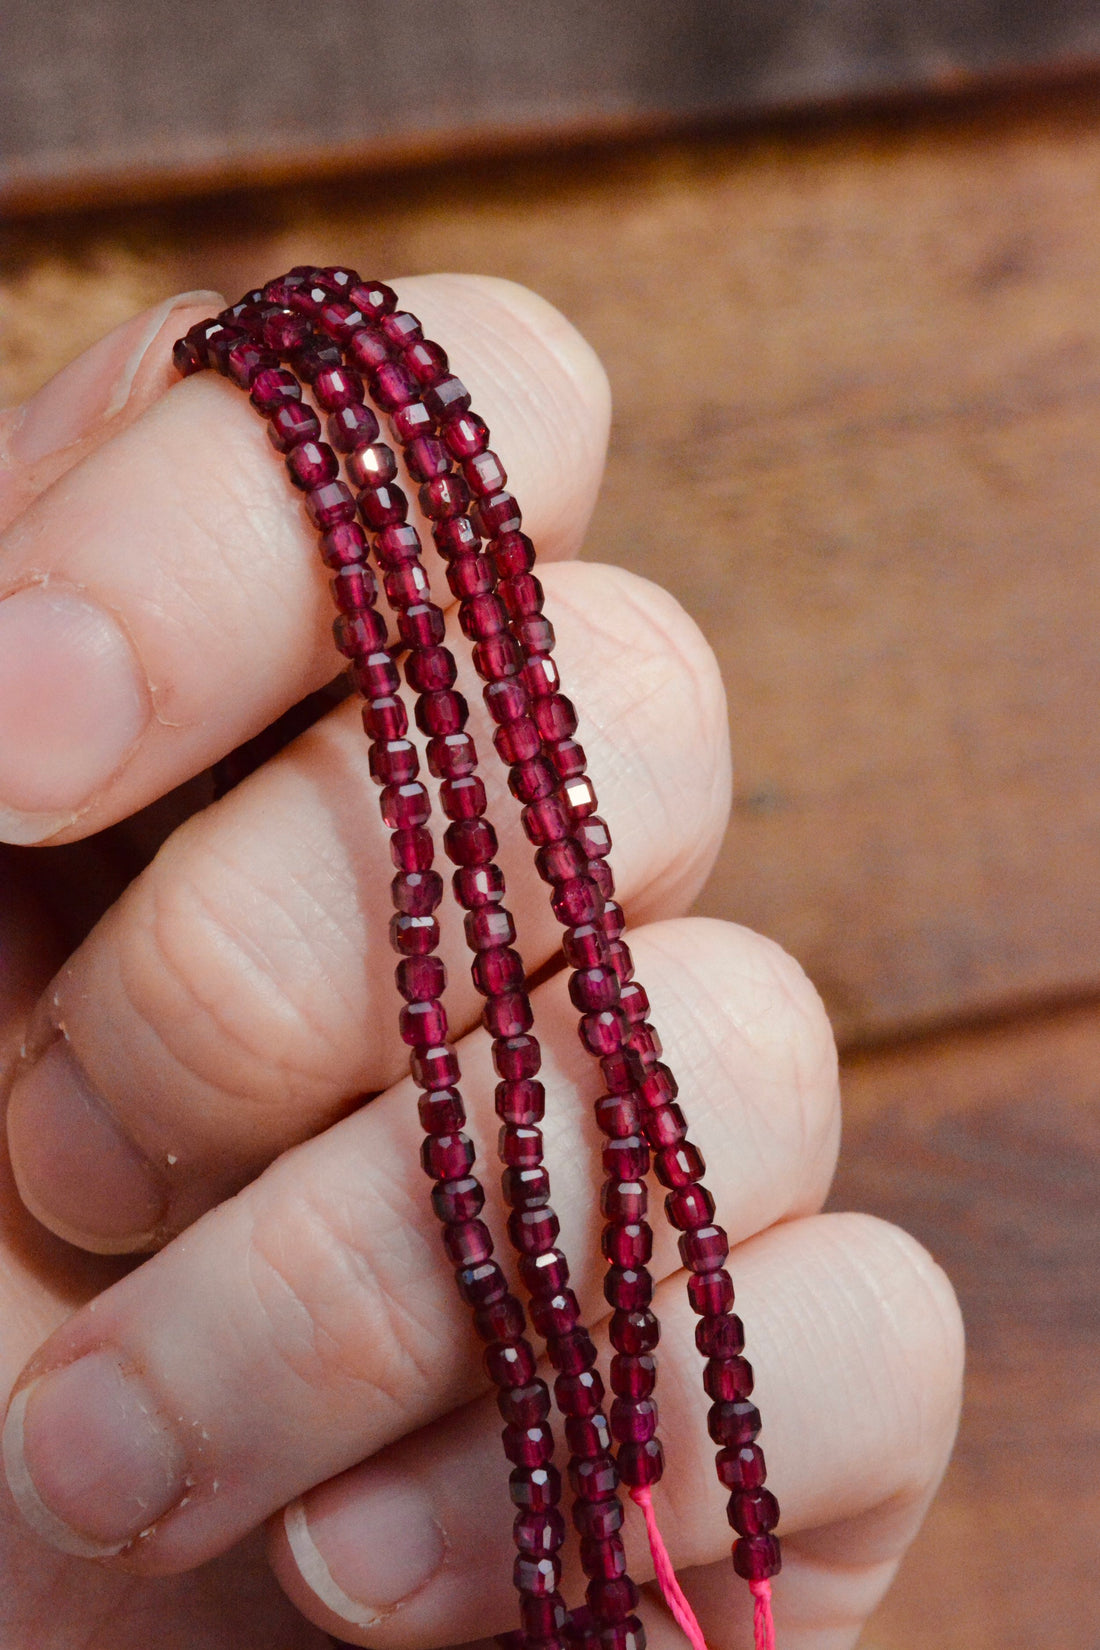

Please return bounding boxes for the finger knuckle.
[245,1159,437,1413]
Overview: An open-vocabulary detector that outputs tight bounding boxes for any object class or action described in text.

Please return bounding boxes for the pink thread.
[629,1486,709,1650]
[750,1579,777,1650]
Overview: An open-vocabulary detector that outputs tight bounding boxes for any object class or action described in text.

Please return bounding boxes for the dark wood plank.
[7,85,1100,1047]
[6,1,1100,210]
[834,1003,1100,1648]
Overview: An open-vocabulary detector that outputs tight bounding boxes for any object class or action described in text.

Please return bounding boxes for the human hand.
[0,277,963,1650]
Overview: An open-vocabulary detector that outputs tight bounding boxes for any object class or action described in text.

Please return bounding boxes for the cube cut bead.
[704,1357,755,1402]
[431,1176,484,1222]
[398,953,446,1002]
[268,401,321,451]
[733,1534,781,1582]
[678,1223,730,1273]
[610,1353,657,1399]
[496,1077,545,1125]
[617,1437,664,1488]
[707,1400,762,1447]
[499,1381,552,1428]
[419,1089,465,1135]
[717,1443,767,1491]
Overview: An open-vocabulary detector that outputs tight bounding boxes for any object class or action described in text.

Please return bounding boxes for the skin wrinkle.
[244,1167,448,1420]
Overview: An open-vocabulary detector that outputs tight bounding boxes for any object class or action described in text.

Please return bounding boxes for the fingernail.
[10,291,225,465]
[0,585,150,843]
[2,1355,187,1556]
[7,1036,167,1251]
[284,1472,447,1629]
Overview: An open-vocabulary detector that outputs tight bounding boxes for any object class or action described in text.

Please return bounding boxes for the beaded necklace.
[173,267,780,1650]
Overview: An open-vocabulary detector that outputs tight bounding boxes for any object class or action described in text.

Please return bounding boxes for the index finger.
[0,276,610,845]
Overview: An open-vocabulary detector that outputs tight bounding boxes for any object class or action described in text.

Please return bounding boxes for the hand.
[0,277,962,1650]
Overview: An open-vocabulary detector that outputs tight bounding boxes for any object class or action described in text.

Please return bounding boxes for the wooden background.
[5,74,1100,1650]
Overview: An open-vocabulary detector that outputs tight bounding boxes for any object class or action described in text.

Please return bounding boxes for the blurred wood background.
[4,8,1100,1645]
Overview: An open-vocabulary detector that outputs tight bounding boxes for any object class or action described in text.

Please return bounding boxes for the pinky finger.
[269,1212,963,1650]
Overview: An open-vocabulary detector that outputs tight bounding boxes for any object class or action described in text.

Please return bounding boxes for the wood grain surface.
[6,0,1100,211]
[4,81,1100,1647]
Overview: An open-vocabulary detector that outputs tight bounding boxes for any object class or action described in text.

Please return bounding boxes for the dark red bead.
[424,374,471,421]
[487,1338,538,1389]
[496,1077,545,1125]
[420,473,470,520]
[569,1453,618,1502]
[572,1496,624,1539]
[499,1124,543,1167]
[609,1309,659,1355]
[418,1088,465,1134]
[390,825,434,873]
[549,1329,597,1375]
[610,1353,657,1400]
[504,1422,555,1468]
[582,1010,628,1057]
[695,1312,746,1359]
[499,1380,551,1428]
[457,1260,509,1308]
[522,654,560,699]
[493,1032,540,1077]
[397,953,446,1002]
[410,1043,461,1090]
[431,1175,484,1222]
[473,489,522,536]
[609,1395,658,1445]
[708,1399,763,1447]
[268,400,321,452]
[227,340,274,388]
[566,1412,612,1460]
[250,366,301,411]
[472,946,524,996]
[347,442,398,488]
[600,1180,647,1222]
[392,398,434,442]
[433,513,480,558]
[466,905,515,949]
[509,756,558,803]
[499,572,542,618]
[704,1357,755,1402]
[405,645,457,693]
[389,912,439,955]
[397,603,446,651]
[522,797,571,845]
[483,990,533,1038]
[428,730,478,778]
[404,435,451,481]
[536,838,589,884]
[655,1142,706,1190]
[358,482,409,529]
[320,521,370,568]
[732,1534,781,1582]
[586,1576,638,1624]
[517,615,557,655]
[529,1289,581,1339]
[474,634,523,680]
[508,1463,561,1510]
[173,334,205,375]
[464,450,508,496]
[333,609,388,658]
[494,716,542,764]
[521,1593,568,1636]
[261,309,312,353]
[617,1438,664,1488]
[404,338,449,386]
[514,1506,566,1556]
[381,780,431,831]
[579,1533,625,1582]
[332,565,379,615]
[555,1370,606,1425]
[594,1094,640,1141]
[374,522,423,566]
[441,774,487,821]
[347,280,397,318]
[602,1137,649,1182]
[416,690,469,738]
[552,876,603,925]
[369,738,418,787]
[442,1217,492,1266]
[717,1443,767,1491]
[601,1221,651,1268]
[519,1247,569,1297]
[292,339,344,382]
[401,998,448,1045]
[678,1223,729,1273]
[502,1165,550,1209]
[313,364,365,411]
[484,678,529,725]
[687,1268,735,1317]
[664,1182,715,1230]
[287,439,339,490]
[644,1102,688,1149]
[449,554,497,603]
[392,868,444,916]
[445,817,498,866]
[371,360,418,410]
[420,1131,474,1180]
[442,410,489,458]
[564,922,610,969]
[508,1206,559,1253]
[570,967,621,1013]
[603,1267,653,1312]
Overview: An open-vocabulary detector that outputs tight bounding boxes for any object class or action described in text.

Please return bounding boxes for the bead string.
[173,267,779,1650]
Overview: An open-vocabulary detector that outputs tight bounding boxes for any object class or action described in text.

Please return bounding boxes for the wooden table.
[5,78,1100,1648]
